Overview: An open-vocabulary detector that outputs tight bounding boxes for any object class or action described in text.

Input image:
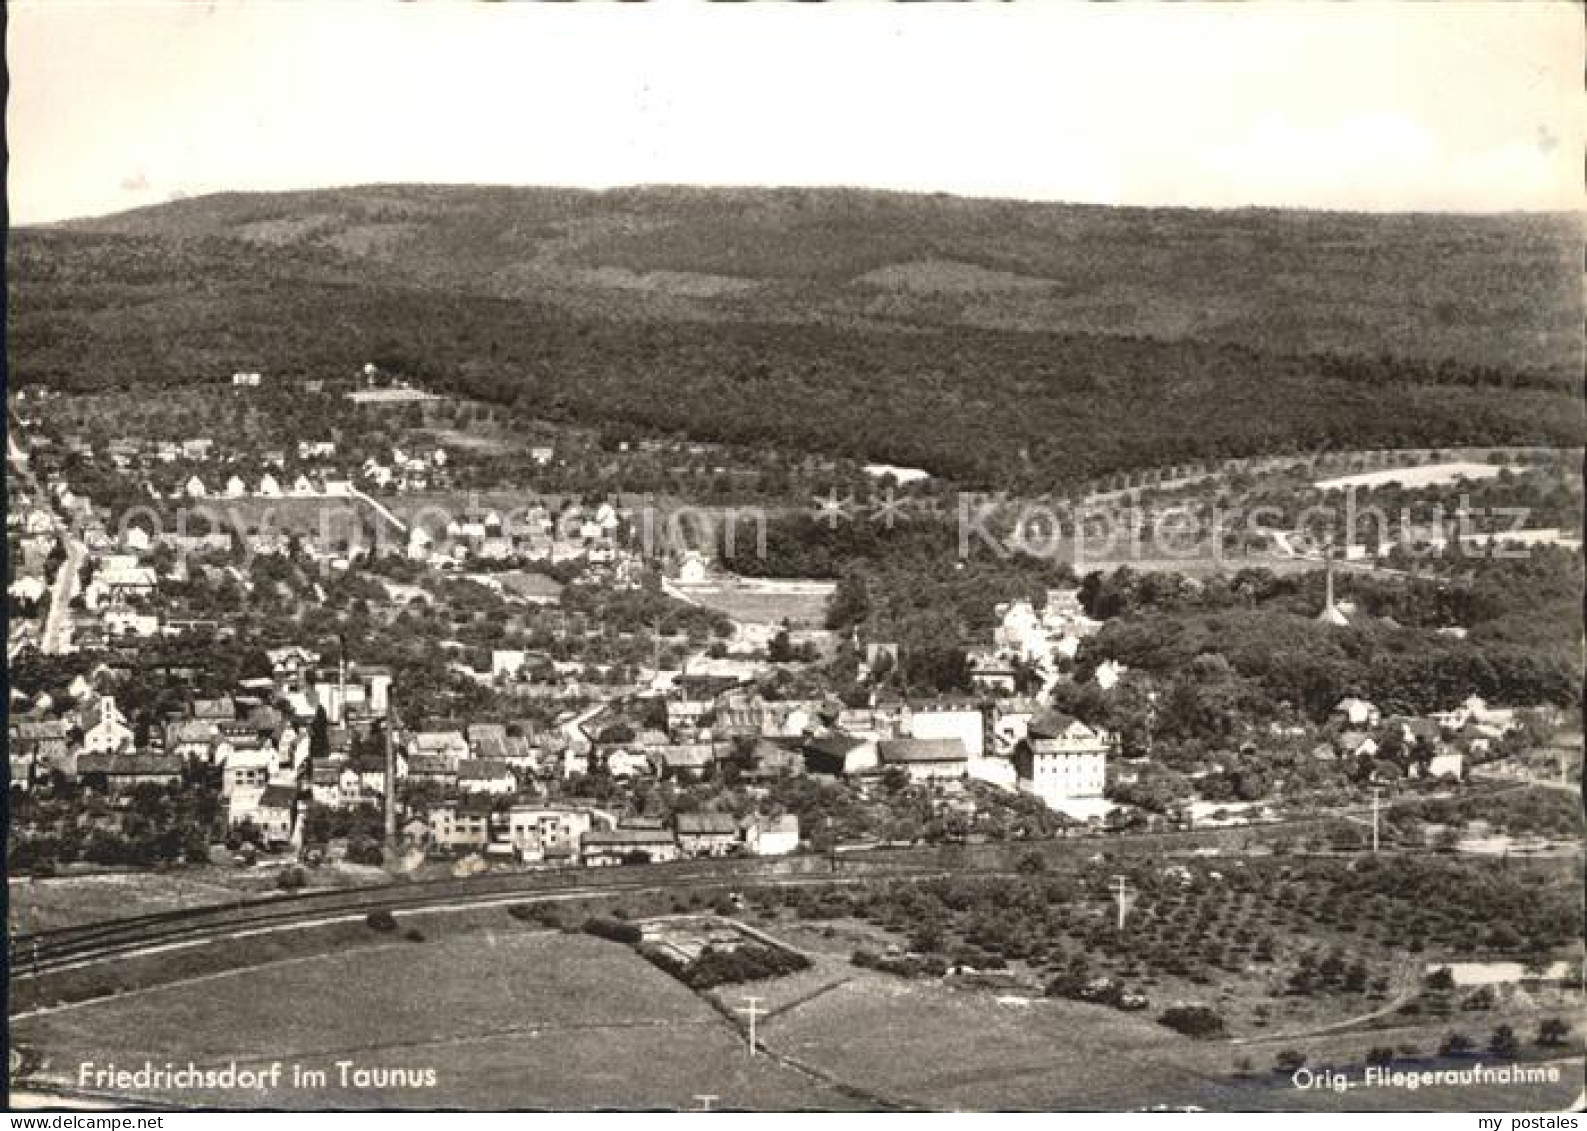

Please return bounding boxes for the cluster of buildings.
[405,499,624,570]
[967,589,1103,695]
[1320,693,1522,779]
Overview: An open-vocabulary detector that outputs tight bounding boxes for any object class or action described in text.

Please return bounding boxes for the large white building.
[1013,710,1111,811]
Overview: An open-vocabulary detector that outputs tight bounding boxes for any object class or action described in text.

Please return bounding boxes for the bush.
[1158,1005,1225,1039]
[1438,1031,1474,1057]
[1536,1018,1569,1048]
[366,910,398,932]
[404,928,425,943]
[670,943,810,990]
[581,916,643,945]
[1487,1024,1519,1059]
[1365,1046,1396,1067]
[1424,966,1455,991]
[276,865,307,891]
[1273,1050,1307,1073]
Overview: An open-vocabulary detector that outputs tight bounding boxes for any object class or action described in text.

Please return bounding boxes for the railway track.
[8,854,937,977]
[12,788,1551,978]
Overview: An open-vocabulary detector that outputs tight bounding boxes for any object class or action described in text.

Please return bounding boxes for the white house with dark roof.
[1013,710,1111,810]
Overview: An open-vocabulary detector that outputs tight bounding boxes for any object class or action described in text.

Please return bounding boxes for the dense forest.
[10,186,1584,493]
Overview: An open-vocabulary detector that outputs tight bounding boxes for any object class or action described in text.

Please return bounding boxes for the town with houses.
[6,370,1575,881]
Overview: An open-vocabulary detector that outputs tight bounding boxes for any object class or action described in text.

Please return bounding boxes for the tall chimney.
[337,633,348,726]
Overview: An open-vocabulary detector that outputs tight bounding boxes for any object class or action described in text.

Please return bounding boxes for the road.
[8,415,87,654]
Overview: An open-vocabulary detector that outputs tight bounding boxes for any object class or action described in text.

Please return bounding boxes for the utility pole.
[1111,875,1133,932]
[384,705,398,855]
[1371,786,1382,854]
[692,1095,719,1112]
[735,996,766,1057]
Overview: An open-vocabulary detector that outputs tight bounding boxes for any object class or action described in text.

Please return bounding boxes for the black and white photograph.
[5,0,1584,1115]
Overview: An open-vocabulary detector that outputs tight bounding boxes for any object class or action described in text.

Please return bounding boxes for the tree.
[1158,1005,1225,1039]
[825,570,870,630]
[1438,1031,1474,1057]
[768,629,794,664]
[309,706,331,764]
[1487,1024,1519,1059]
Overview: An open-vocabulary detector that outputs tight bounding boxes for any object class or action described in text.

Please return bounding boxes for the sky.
[8,1,1583,225]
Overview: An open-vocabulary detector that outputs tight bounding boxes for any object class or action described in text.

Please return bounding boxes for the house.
[254,784,297,846]
[665,699,713,736]
[291,475,317,497]
[76,754,183,792]
[410,730,471,766]
[183,475,208,499]
[906,698,986,757]
[455,759,517,796]
[651,743,715,781]
[877,737,969,783]
[1013,710,1110,810]
[165,718,221,759]
[9,575,47,605]
[85,564,158,610]
[492,650,530,680]
[220,743,276,797]
[581,826,679,867]
[103,609,160,638]
[676,551,710,584]
[1333,697,1382,728]
[192,697,237,722]
[497,804,594,862]
[309,764,365,808]
[224,475,248,498]
[1094,659,1128,691]
[427,802,491,851]
[740,738,806,782]
[1335,731,1380,759]
[802,733,879,778]
[267,646,319,679]
[675,811,741,857]
[405,754,460,791]
[79,698,134,754]
[182,438,215,462]
[467,724,509,760]
[1423,750,1466,780]
[257,474,282,498]
[969,653,1019,694]
[232,371,262,387]
[605,748,653,780]
[744,813,800,856]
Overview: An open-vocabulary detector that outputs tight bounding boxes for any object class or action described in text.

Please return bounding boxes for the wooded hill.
[10,186,1583,489]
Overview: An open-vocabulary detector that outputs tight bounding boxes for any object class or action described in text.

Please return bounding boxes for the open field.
[171,495,398,540]
[670,578,836,627]
[8,873,254,934]
[764,968,1581,1111]
[12,929,854,1110]
[1314,462,1523,492]
[13,899,1582,1111]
